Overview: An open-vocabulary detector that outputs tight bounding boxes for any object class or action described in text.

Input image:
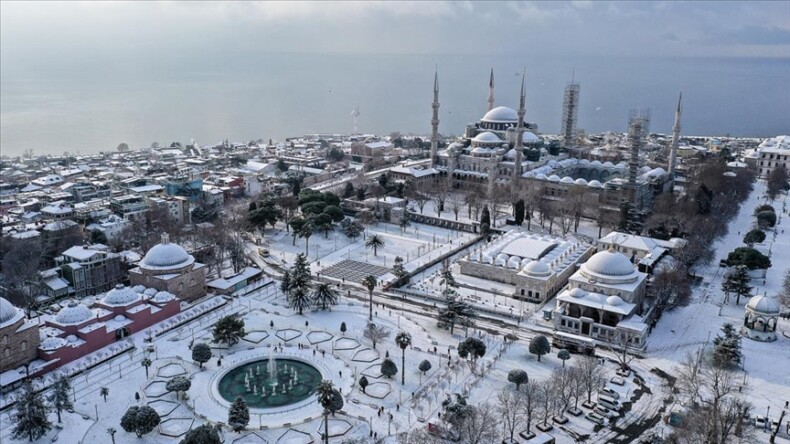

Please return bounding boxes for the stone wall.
[0,319,40,373]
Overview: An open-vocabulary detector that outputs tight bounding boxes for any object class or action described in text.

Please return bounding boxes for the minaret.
[487,68,495,111]
[668,91,682,184]
[512,70,526,193]
[430,69,440,168]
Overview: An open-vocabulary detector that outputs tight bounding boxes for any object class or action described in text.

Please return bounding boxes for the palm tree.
[311,282,338,310]
[100,387,109,403]
[315,380,335,444]
[365,234,385,256]
[362,275,377,321]
[395,332,412,385]
[300,223,313,255]
[141,358,152,378]
[107,427,117,444]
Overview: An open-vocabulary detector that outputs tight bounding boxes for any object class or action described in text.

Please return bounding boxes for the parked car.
[599,387,620,399]
[610,376,626,386]
[594,405,616,418]
[585,412,606,425]
[754,416,767,429]
[598,396,620,411]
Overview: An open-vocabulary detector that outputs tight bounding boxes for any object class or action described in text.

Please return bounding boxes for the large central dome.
[582,250,635,277]
[482,106,517,122]
[1,297,21,326]
[140,237,194,270]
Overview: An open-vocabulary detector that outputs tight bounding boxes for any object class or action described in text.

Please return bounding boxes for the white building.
[756,135,790,178]
[741,295,780,342]
[552,249,649,350]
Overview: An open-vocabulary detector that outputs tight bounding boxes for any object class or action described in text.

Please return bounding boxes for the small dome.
[65,334,79,343]
[590,160,603,166]
[472,132,502,144]
[574,178,588,185]
[647,167,666,177]
[144,288,158,296]
[55,301,93,325]
[41,337,67,351]
[587,293,603,303]
[0,297,21,325]
[560,176,575,184]
[524,260,551,276]
[471,147,493,155]
[522,131,540,143]
[588,180,603,188]
[603,161,615,168]
[548,175,561,182]
[140,238,194,270]
[102,285,139,306]
[583,250,635,277]
[132,285,147,293]
[482,106,518,122]
[114,315,127,322]
[153,291,176,303]
[536,173,548,180]
[505,148,516,159]
[569,287,586,298]
[746,295,780,314]
[607,295,624,306]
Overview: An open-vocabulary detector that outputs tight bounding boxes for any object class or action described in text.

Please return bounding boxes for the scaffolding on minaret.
[626,109,650,201]
[560,72,580,148]
[668,91,683,187]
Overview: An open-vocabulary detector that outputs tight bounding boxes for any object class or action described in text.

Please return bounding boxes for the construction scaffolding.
[560,79,580,148]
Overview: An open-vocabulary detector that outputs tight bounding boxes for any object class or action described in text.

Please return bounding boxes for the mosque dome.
[102,284,139,306]
[536,173,548,180]
[603,161,615,168]
[746,295,780,314]
[522,132,540,143]
[153,291,176,303]
[548,175,561,182]
[505,149,516,158]
[569,287,586,298]
[1,297,21,326]
[574,178,588,186]
[582,250,635,277]
[588,180,603,188]
[590,160,603,166]
[560,176,575,184]
[472,132,502,144]
[523,260,551,277]
[56,301,93,325]
[40,337,67,351]
[140,235,194,270]
[607,295,624,306]
[482,106,518,122]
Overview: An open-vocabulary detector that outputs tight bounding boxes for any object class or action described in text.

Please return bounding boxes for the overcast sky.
[2,1,789,66]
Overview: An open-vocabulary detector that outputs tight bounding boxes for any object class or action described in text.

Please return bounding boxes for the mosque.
[129,233,207,301]
[427,69,678,213]
[1,297,40,374]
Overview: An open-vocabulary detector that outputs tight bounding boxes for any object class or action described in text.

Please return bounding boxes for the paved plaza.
[319,259,390,282]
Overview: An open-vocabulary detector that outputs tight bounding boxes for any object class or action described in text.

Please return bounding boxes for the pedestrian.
[396,404,400,411]
[322,350,325,357]
[374,432,378,439]
[339,370,342,377]
[313,350,316,356]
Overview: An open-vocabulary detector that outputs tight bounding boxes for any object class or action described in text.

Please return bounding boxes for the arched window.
[1,335,7,346]
[20,341,27,352]
[3,348,9,358]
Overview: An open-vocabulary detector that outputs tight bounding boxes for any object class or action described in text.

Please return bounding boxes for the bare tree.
[535,379,553,428]
[496,389,524,443]
[0,237,47,317]
[577,356,605,404]
[431,180,450,217]
[675,349,752,444]
[551,367,573,419]
[409,183,431,215]
[447,194,464,221]
[519,380,540,434]
[362,323,391,350]
[457,403,500,444]
[612,329,638,371]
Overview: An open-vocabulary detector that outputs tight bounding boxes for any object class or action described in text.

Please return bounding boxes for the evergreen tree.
[280,270,292,295]
[343,182,355,198]
[439,267,457,292]
[166,376,191,400]
[12,382,52,442]
[311,282,338,310]
[340,322,347,336]
[381,358,398,379]
[514,199,526,226]
[180,424,221,444]
[228,396,250,432]
[192,343,212,369]
[328,389,344,416]
[721,265,753,305]
[49,376,74,423]
[480,205,491,234]
[507,369,529,390]
[437,293,474,335]
[457,337,486,372]
[712,323,742,368]
[359,376,369,393]
[212,315,246,347]
[558,349,571,367]
[120,405,161,438]
[418,360,432,384]
[529,336,551,362]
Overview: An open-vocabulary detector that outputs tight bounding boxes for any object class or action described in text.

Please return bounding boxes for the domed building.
[129,234,206,301]
[552,248,649,350]
[39,286,180,372]
[1,297,40,373]
[458,231,594,303]
[741,295,780,342]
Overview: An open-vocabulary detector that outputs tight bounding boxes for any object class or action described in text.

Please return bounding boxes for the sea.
[1,53,788,156]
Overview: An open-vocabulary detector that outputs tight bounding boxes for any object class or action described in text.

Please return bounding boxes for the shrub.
[756,211,777,228]
[726,247,771,270]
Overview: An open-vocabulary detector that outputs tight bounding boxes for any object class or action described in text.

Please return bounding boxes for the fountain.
[218,358,322,409]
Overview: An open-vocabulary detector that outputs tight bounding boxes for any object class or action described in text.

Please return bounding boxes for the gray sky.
[2,1,789,64]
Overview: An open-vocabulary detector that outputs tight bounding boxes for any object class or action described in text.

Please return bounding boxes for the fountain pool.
[217,358,322,409]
